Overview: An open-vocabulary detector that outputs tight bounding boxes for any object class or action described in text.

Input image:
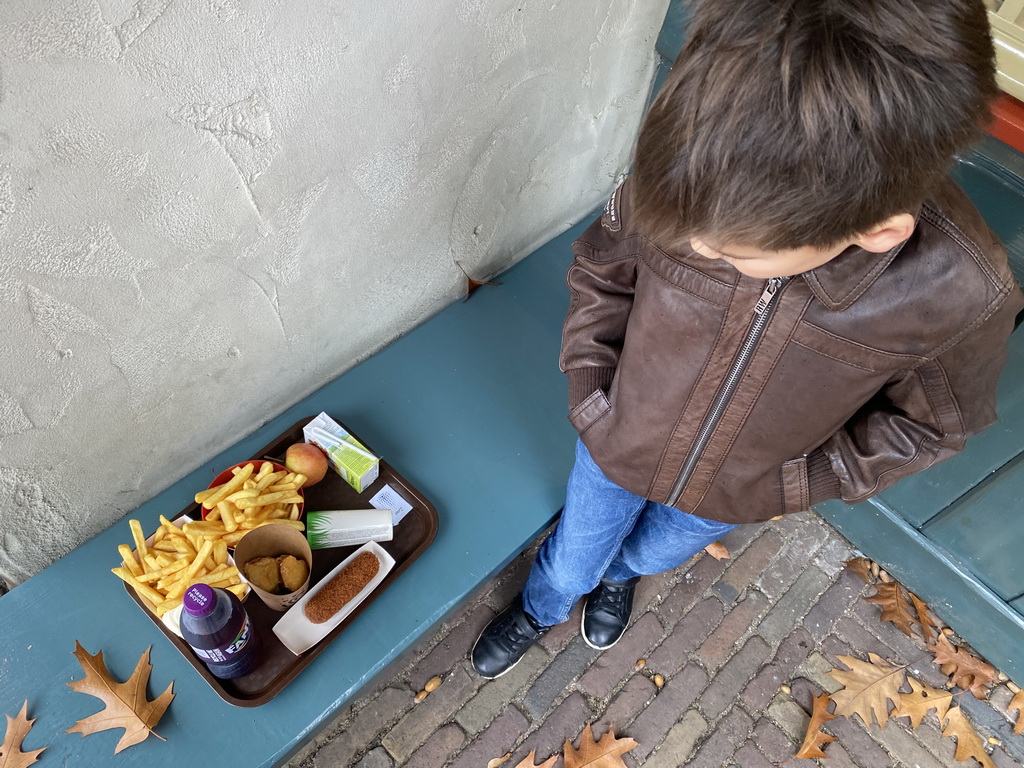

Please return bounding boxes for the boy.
[472,0,1024,679]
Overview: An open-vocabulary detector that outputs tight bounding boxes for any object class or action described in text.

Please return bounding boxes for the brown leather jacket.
[561,178,1024,525]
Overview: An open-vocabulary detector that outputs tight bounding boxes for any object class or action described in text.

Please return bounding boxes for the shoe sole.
[470,634,526,680]
[580,610,623,651]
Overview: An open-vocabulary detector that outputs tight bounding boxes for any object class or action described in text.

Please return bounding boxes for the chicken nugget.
[243,556,281,593]
[278,554,309,593]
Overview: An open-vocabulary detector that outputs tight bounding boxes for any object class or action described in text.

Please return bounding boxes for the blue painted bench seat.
[0,221,586,767]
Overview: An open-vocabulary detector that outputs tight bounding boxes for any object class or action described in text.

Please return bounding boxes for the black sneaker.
[582,576,640,650]
[471,595,549,679]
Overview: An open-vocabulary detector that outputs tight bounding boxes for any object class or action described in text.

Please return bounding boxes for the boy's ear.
[852,213,916,253]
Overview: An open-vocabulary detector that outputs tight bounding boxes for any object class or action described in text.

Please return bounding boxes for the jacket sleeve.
[806,285,1023,505]
[560,184,640,411]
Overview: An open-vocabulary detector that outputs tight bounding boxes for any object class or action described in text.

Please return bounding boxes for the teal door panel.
[1011,595,1024,614]
[877,329,1024,527]
[921,449,1024,603]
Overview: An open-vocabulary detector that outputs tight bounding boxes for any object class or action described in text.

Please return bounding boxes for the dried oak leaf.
[865,582,917,637]
[513,751,558,768]
[908,592,939,645]
[930,635,996,699]
[893,677,953,729]
[0,701,46,768]
[942,707,996,768]
[703,541,731,561]
[796,692,837,759]
[1008,690,1024,736]
[455,261,501,301]
[65,641,174,754]
[564,723,638,768]
[844,556,874,583]
[829,652,905,728]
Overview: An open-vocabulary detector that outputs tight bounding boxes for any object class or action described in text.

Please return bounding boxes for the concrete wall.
[0,0,668,587]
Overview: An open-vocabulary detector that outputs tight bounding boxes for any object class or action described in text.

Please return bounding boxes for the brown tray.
[124,416,439,707]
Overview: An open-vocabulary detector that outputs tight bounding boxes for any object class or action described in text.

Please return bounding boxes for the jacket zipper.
[666,276,792,507]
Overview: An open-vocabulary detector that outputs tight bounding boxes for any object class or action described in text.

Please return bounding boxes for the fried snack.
[279,555,309,593]
[243,556,282,593]
[304,552,380,624]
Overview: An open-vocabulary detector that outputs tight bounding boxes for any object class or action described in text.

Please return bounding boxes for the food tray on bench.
[123,416,439,707]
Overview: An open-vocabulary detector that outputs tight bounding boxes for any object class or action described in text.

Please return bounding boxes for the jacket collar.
[802,240,907,311]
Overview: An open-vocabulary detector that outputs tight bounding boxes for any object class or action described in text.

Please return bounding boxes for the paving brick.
[628,663,707,760]
[731,742,776,768]
[631,568,675,615]
[522,636,600,719]
[483,555,532,613]
[803,568,866,640]
[401,724,466,768]
[757,519,829,599]
[638,709,707,768]
[594,674,657,737]
[719,529,784,595]
[354,747,394,768]
[657,555,729,628]
[796,652,843,694]
[851,597,937,666]
[512,692,592,768]
[758,565,831,643]
[447,706,529,768]
[456,644,548,734]
[313,687,410,768]
[695,590,770,671]
[958,688,1024,763]
[538,602,583,653]
[720,522,763,555]
[741,627,814,711]
[647,597,724,677]
[700,634,772,720]
[814,534,854,577]
[382,665,477,762]
[712,580,740,603]
[751,716,818,767]
[408,603,495,690]
[578,612,664,699]
[690,705,753,767]
[868,719,949,768]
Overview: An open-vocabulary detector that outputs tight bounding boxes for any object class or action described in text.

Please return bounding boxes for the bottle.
[180,583,261,679]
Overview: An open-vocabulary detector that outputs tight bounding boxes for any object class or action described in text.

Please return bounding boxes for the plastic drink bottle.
[180,583,261,679]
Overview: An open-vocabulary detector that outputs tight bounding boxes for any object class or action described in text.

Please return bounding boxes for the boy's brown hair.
[631,0,998,251]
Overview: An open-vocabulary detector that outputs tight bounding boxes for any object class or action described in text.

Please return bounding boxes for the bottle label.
[192,615,253,662]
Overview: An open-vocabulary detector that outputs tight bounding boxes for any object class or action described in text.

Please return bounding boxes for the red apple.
[285,442,329,487]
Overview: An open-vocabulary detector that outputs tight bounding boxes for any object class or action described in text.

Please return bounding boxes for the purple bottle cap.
[183,583,217,618]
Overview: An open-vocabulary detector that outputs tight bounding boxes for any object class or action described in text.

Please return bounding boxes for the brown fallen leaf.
[893,677,953,729]
[829,652,905,728]
[908,592,939,645]
[844,556,874,583]
[513,751,558,768]
[796,692,837,759]
[930,635,996,699]
[703,541,730,560]
[564,723,637,768]
[65,641,174,754]
[456,260,501,301]
[942,707,996,768]
[1008,690,1024,736]
[865,582,917,637]
[0,701,46,768]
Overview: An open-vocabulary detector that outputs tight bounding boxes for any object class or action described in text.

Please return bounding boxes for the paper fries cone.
[234,524,313,611]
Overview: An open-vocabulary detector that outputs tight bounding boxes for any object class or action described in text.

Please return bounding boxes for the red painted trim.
[989,94,1024,154]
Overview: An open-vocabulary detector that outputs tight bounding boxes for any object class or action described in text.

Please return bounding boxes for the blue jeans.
[522,439,738,626]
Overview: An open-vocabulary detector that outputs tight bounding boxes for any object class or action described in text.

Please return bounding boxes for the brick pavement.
[286,513,1024,768]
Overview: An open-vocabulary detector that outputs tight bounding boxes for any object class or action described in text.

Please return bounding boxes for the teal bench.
[0,219,586,768]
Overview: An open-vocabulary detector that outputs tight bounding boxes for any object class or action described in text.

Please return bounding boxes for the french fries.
[113,461,306,617]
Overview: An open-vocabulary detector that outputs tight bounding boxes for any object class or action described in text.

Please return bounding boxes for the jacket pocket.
[568,389,612,434]
[780,457,811,513]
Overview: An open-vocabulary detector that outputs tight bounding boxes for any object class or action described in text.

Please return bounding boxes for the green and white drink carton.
[306,509,393,549]
[303,413,380,493]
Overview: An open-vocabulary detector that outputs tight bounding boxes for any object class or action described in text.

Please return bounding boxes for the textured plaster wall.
[0,0,668,587]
